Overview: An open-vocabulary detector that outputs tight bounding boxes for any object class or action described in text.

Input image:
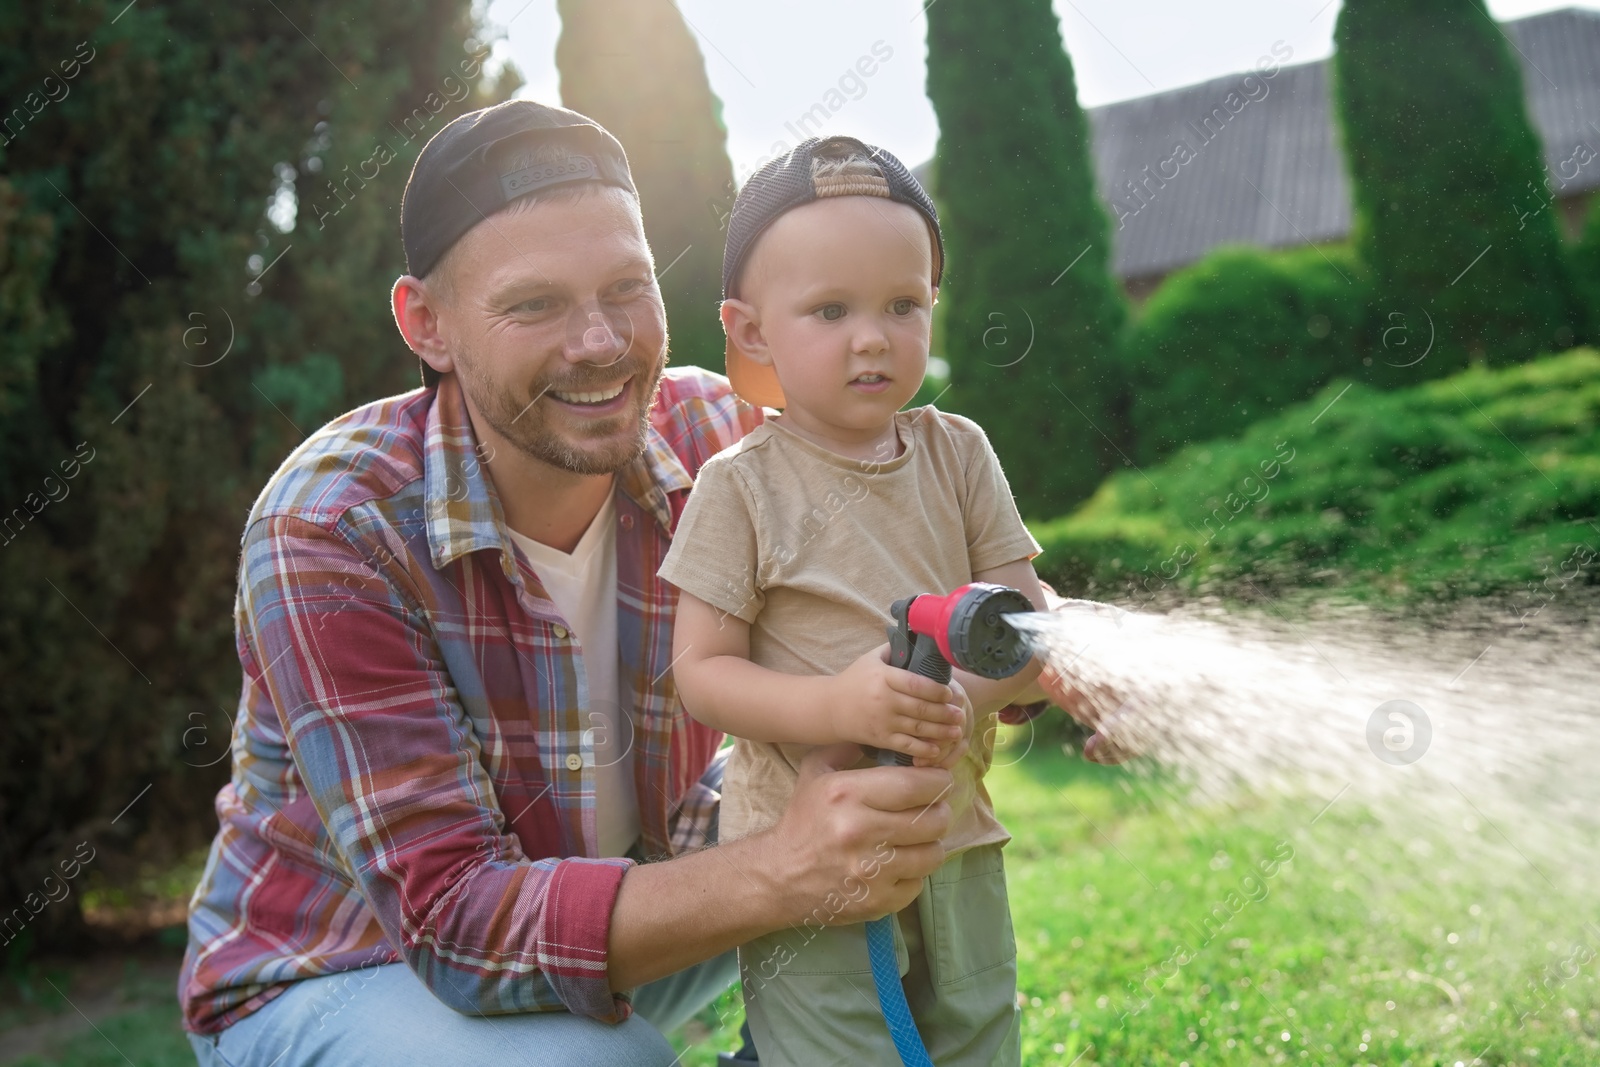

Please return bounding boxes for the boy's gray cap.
[721,137,943,409]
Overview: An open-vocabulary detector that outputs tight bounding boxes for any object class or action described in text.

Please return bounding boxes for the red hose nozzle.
[901,583,1035,680]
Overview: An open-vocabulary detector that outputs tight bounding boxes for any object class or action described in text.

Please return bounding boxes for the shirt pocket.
[923,843,1016,986]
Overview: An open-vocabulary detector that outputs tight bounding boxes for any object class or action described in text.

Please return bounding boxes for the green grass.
[8,743,1596,1065]
[675,743,1599,1066]
[1,954,193,1067]
[3,1013,193,1067]
[993,745,1598,1066]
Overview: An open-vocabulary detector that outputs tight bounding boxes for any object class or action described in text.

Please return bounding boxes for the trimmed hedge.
[1122,243,1368,466]
[1031,347,1600,605]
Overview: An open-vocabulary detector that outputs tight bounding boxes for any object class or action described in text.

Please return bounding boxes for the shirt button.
[620,514,634,531]
[565,753,583,771]
[552,624,568,639]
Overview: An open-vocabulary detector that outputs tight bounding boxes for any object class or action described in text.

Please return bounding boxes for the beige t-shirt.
[658,406,1041,853]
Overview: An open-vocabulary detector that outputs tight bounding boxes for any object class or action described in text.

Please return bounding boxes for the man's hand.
[1031,580,1140,765]
[756,743,953,927]
[826,644,966,764]
[1039,660,1138,765]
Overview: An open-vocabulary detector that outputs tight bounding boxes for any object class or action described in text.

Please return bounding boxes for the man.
[180,100,1105,1067]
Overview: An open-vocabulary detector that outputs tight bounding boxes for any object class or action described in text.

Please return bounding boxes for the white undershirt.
[507,496,640,859]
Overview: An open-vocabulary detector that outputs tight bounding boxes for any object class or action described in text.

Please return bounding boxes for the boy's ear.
[720,298,772,367]
[930,285,939,307]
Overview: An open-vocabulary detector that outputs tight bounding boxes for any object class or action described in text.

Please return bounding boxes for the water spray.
[859,584,1600,1061]
[1006,595,1600,1036]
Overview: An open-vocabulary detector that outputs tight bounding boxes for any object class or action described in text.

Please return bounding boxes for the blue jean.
[185,942,740,1066]
[189,751,746,1066]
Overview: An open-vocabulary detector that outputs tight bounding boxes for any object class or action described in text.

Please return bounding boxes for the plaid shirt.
[180,368,762,1035]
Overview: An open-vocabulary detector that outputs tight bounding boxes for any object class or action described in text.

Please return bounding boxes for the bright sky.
[481,0,1599,176]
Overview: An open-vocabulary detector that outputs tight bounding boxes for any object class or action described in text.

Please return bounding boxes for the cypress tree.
[1333,0,1583,374]
[1573,198,1600,343]
[0,0,514,948]
[926,0,1129,519]
[556,0,735,372]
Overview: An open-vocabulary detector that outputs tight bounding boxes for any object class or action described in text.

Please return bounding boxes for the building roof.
[921,7,1600,281]
[1100,7,1600,279]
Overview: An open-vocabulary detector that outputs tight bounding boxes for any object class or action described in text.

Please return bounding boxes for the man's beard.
[459,344,668,476]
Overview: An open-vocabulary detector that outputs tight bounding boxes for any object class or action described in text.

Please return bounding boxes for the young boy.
[658,136,1047,1067]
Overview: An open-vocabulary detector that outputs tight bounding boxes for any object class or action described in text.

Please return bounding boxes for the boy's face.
[727,196,935,438]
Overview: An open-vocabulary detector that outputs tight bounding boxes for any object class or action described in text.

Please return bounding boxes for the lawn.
[985,742,1597,1066]
[6,741,1596,1065]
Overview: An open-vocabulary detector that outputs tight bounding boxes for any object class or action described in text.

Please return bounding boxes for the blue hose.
[865,914,934,1066]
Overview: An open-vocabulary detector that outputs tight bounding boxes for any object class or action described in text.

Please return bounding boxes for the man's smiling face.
[426,184,668,476]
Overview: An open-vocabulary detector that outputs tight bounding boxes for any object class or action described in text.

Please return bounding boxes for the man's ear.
[720,298,772,367]
[392,276,454,379]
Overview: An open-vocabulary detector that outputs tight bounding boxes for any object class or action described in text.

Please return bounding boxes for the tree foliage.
[925,0,1129,519]
[556,0,734,372]
[0,0,514,949]
[1573,196,1600,342]
[1332,0,1584,373]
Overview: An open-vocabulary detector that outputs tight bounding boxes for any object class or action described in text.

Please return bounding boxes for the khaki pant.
[739,843,1020,1067]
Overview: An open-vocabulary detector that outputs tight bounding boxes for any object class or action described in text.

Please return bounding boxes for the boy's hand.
[828,643,966,763]
[916,678,974,770]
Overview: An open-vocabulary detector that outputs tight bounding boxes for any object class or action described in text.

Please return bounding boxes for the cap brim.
[726,337,786,409]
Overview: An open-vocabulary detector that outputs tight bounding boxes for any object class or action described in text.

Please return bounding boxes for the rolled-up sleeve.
[239,512,636,1022]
